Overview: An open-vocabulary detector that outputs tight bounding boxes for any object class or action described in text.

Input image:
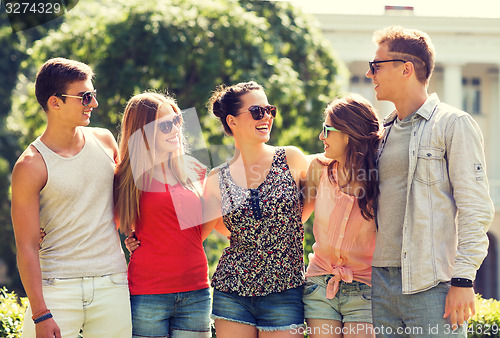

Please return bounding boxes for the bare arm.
[302,157,322,223]
[284,146,311,223]
[11,148,61,337]
[201,169,229,240]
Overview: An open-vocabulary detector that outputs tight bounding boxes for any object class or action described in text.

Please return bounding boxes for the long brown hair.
[114,92,201,235]
[324,94,382,220]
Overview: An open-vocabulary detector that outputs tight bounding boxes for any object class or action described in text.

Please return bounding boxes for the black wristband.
[451,277,473,288]
[33,312,53,324]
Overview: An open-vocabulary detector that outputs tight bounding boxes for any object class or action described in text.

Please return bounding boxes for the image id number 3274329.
[5,1,62,14]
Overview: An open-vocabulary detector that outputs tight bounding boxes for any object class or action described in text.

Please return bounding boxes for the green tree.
[13,0,342,151]
[8,0,343,287]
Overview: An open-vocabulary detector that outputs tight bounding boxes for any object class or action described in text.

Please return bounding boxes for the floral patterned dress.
[211,148,305,297]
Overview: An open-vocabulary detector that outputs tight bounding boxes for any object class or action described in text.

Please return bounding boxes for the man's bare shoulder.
[84,127,118,160]
[86,127,116,145]
[12,145,47,188]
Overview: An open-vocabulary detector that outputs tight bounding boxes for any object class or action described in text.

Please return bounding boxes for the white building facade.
[315,11,500,298]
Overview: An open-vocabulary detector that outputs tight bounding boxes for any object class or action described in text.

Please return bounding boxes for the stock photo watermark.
[3,0,78,32]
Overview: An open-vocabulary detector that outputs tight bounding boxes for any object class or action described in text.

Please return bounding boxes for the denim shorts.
[130,288,211,337]
[211,287,305,331]
[303,275,372,323]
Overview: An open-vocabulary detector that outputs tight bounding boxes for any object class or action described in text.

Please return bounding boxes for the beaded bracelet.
[33,312,53,324]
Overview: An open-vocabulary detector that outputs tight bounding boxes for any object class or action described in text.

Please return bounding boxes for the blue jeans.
[130,288,211,338]
[371,267,466,337]
[212,287,304,331]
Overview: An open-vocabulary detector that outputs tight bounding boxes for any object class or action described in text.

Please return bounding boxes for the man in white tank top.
[11,58,131,337]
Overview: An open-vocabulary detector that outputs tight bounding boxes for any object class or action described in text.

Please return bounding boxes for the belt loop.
[325,275,332,285]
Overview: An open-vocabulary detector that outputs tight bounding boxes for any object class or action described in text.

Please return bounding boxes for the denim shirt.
[377,93,495,294]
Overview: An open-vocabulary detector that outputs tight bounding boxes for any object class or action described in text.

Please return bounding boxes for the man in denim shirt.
[366,25,494,337]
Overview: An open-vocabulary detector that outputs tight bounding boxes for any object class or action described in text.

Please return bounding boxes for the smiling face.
[154,103,182,157]
[229,89,274,144]
[319,115,349,164]
[365,41,406,103]
[56,78,98,126]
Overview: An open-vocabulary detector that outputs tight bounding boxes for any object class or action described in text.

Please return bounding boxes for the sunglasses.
[158,115,182,134]
[57,90,97,106]
[323,123,340,138]
[247,105,277,120]
[368,59,407,75]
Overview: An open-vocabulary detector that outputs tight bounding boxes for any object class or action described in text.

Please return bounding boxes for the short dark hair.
[35,58,94,111]
[207,81,263,136]
[373,25,435,84]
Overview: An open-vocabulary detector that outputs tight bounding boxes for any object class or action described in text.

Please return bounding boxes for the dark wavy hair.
[207,81,263,135]
[324,94,382,220]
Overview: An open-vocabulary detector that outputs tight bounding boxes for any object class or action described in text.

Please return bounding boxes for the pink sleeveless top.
[306,163,376,299]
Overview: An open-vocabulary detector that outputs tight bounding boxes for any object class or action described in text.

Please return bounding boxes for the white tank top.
[31,127,127,279]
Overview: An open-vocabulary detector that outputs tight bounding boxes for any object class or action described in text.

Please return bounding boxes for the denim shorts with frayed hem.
[130,288,211,338]
[303,275,372,323]
[211,286,305,331]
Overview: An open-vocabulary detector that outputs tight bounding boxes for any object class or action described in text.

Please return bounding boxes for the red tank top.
[128,178,209,295]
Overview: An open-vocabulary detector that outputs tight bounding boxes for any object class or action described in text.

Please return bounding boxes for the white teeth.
[166,136,178,143]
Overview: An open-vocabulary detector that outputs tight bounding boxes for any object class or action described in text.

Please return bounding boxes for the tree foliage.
[13,0,341,153]
[4,0,344,293]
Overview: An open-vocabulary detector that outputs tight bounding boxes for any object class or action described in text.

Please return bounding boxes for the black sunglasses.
[368,59,407,74]
[56,90,97,106]
[247,105,277,120]
[158,115,182,134]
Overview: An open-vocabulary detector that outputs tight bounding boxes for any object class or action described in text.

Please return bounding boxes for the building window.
[462,77,481,114]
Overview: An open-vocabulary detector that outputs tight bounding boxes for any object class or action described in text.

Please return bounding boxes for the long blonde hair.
[114,92,202,235]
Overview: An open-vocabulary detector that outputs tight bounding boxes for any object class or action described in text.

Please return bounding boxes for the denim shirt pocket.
[415,147,445,185]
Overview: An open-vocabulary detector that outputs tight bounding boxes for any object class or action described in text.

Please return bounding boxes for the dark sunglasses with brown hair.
[247,105,277,120]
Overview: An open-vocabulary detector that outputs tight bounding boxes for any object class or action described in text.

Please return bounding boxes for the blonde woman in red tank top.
[114,92,212,338]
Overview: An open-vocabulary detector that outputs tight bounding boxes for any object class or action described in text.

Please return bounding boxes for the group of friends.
[11,25,494,338]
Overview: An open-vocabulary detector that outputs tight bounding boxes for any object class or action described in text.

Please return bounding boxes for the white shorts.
[22,273,131,338]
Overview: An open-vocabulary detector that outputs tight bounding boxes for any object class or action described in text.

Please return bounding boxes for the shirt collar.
[382,93,440,126]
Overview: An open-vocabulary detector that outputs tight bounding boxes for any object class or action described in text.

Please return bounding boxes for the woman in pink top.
[302,94,382,337]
